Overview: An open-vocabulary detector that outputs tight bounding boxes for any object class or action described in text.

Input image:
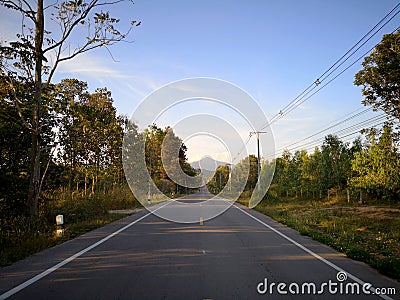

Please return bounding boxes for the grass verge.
[0,185,141,267]
[241,194,400,281]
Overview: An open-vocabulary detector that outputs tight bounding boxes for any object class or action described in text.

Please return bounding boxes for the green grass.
[244,194,400,280]
[0,185,141,266]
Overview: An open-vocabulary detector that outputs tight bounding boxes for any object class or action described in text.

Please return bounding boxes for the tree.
[145,124,197,195]
[230,155,258,193]
[269,150,293,197]
[320,135,351,191]
[54,79,90,191]
[55,80,124,195]
[350,125,400,198]
[354,29,400,122]
[207,165,230,194]
[0,76,57,214]
[0,78,31,214]
[0,0,140,218]
[308,147,323,197]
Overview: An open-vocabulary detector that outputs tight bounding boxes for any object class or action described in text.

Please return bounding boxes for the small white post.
[55,214,64,237]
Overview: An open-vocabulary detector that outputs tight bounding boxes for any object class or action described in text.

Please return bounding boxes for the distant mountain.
[190,156,230,182]
[190,156,230,172]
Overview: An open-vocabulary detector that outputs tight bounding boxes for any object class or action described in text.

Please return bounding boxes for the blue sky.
[1,0,399,162]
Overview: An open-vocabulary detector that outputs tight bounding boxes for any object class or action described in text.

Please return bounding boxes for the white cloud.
[56,53,161,94]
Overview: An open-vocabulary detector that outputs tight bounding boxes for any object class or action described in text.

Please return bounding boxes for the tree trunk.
[27,0,44,219]
[27,132,40,217]
[91,176,95,195]
[84,172,88,196]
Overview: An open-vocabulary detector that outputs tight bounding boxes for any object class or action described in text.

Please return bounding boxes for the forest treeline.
[208,29,400,202]
[207,126,399,202]
[269,127,399,201]
[1,13,399,218]
[0,78,196,218]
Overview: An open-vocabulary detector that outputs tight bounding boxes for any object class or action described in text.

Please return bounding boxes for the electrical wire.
[232,133,251,163]
[266,114,388,159]
[259,3,400,130]
[276,107,371,150]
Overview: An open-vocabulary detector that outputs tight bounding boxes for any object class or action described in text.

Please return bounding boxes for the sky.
[1,0,399,163]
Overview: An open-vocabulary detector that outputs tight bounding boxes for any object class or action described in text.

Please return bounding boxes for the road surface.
[1,190,399,299]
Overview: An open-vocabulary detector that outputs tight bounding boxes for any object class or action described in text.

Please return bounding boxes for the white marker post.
[55,214,64,237]
[147,181,151,205]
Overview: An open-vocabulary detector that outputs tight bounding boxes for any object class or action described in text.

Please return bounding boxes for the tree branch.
[43,0,98,54]
[1,0,36,23]
[46,40,63,83]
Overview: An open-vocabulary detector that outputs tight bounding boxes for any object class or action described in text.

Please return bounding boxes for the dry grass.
[249,195,400,280]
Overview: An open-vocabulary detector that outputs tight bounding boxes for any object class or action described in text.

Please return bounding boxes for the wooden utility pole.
[250,131,267,191]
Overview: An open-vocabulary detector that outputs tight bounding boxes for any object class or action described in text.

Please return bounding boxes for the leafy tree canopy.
[355,29,400,122]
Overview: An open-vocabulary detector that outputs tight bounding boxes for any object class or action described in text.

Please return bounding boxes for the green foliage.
[0,185,140,266]
[0,77,57,215]
[268,131,400,202]
[270,136,355,198]
[0,0,139,218]
[145,124,198,195]
[350,125,400,198]
[0,91,31,214]
[207,165,230,194]
[55,79,124,195]
[320,135,352,191]
[355,29,400,122]
[269,30,400,203]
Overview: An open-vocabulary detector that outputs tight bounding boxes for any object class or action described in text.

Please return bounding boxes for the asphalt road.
[1,190,399,299]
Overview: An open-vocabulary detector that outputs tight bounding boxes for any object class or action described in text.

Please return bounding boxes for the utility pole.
[250,131,267,191]
[148,144,152,205]
[227,163,232,192]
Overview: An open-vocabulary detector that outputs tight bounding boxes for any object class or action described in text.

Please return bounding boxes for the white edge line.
[233,204,394,300]
[0,201,172,300]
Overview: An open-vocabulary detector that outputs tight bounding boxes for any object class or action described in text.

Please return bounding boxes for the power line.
[266,114,388,159]
[277,107,372,151]
[239,5,400,162]
[260,3,400,130]
[269,7,400,126]
[278,16,400,120]
[317,2,400,81]
[232,133,251,164]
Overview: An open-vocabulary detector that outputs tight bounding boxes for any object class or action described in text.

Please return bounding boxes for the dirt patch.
[108,208,142,214]
[354,206,400,220]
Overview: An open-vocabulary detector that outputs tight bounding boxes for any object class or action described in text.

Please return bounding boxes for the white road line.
[234,204,393,300]
[0,201,172,300]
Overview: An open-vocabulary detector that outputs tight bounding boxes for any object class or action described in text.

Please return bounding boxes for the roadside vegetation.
[0,80,197,266]
[219,29,400,280]
[237,194,400,280]
[0,185,140,266]
[0,0,196,265]
[0,0,399,283]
